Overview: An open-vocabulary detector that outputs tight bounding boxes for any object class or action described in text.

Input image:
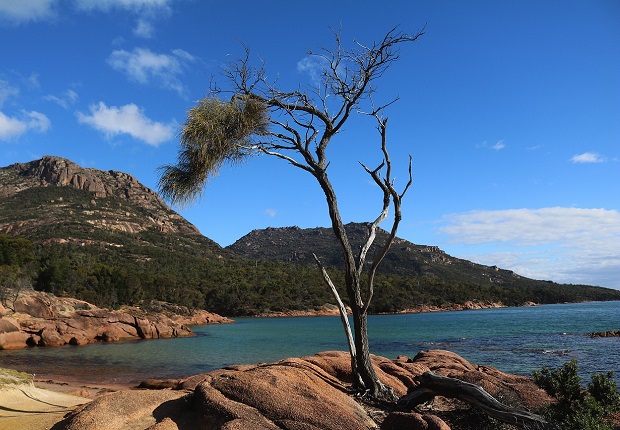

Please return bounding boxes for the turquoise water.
[0,301,618,385]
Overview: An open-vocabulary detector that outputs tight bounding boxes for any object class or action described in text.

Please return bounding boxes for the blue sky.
[1,1,618,289]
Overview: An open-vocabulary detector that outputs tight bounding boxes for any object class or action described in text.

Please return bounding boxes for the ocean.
[0,301,618,385]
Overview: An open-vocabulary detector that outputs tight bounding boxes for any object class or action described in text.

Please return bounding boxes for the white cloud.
[264,209,277,217]
[24,110,51,132]
[0,80,19,107]
[0,111,26,139]
[441,207,618,246]
[107,47,195,95]
[0,110,50,140]
[571,152,606,163]
[440,207,620,288]
[1,0,173,38]
[76,101,174,146]
[0,0,56,24]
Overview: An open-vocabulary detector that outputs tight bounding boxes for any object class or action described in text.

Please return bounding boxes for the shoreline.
[33,374,134,398]
[254,300,538,318]
[0,367,119,430]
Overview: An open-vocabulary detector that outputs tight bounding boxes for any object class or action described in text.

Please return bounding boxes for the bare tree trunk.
[351,290,396,401]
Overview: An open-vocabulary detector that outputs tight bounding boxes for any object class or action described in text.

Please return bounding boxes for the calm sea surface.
[0,301,618,385]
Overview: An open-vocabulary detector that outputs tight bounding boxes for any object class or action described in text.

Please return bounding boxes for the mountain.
[228,223,522,284]
[0,155,199,238]
[0,155,229,257]
[0,156,237,311]
[1,156,619,316]
[227,224,620,309]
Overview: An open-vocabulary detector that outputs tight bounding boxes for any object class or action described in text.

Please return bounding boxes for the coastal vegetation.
[2,231,620,317]
[0,368,32,386]
[533,360,620,429]
[2,159,619,319]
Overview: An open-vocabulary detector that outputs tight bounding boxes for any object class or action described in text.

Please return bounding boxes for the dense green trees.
[1,232,619,315]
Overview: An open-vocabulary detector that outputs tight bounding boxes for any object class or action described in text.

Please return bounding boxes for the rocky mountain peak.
[8,155,142,199]
[0,156,200,237]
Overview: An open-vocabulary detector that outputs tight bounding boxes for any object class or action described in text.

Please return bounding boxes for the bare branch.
[358,116,413,313]
[260,148,314,174]
[312,253,359,381]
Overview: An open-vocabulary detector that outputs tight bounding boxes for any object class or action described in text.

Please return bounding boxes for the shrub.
[533,360,620,429]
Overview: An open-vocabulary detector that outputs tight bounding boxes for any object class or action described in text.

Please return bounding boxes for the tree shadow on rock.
[152,393,202,430]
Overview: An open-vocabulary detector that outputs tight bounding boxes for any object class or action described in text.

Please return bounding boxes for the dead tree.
[159,27,424,400]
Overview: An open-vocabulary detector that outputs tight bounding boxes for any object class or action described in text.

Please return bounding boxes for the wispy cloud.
[76,101,174,146]
[297,56,324,84]
[1,0,173,36]
[44,89,79,109]
[25,72,40,88]
[73,0,172,13]
[133,18,154,38]
[477,140,506,150]
[107,47,195,95]
[439,207,620,288]
[0,80,19,107]
[264,209,277,217]
[74,0,173,38]
[491,140,505,150]
[0,110,51,140]
[0,0,56,24]
[571,152,606,163]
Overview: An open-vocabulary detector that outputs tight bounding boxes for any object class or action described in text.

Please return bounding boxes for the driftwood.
[399,371,548,429]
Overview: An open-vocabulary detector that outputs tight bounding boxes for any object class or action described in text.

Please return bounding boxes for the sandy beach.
[0,368,133,430]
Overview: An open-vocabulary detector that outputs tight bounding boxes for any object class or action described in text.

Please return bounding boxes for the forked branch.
[359,115,413,313]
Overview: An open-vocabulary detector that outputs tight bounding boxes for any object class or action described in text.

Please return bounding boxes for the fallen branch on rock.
[399,371,548,429]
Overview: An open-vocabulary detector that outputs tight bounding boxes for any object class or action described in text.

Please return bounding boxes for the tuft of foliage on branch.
[533,360,620,429]
[158,96,269,205]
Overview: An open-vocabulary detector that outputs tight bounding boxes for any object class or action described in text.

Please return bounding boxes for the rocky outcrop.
[0,155,200,236]
[589,330,620,338]
[58,350,552,430]
[394,300,509,314]
[0,289,231,350]
[256,303,350,317]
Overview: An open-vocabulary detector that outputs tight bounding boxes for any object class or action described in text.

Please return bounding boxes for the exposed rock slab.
[59,389,190,430]
[58,349,551,430]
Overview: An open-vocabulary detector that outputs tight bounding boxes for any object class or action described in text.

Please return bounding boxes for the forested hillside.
[2,157,619,316]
